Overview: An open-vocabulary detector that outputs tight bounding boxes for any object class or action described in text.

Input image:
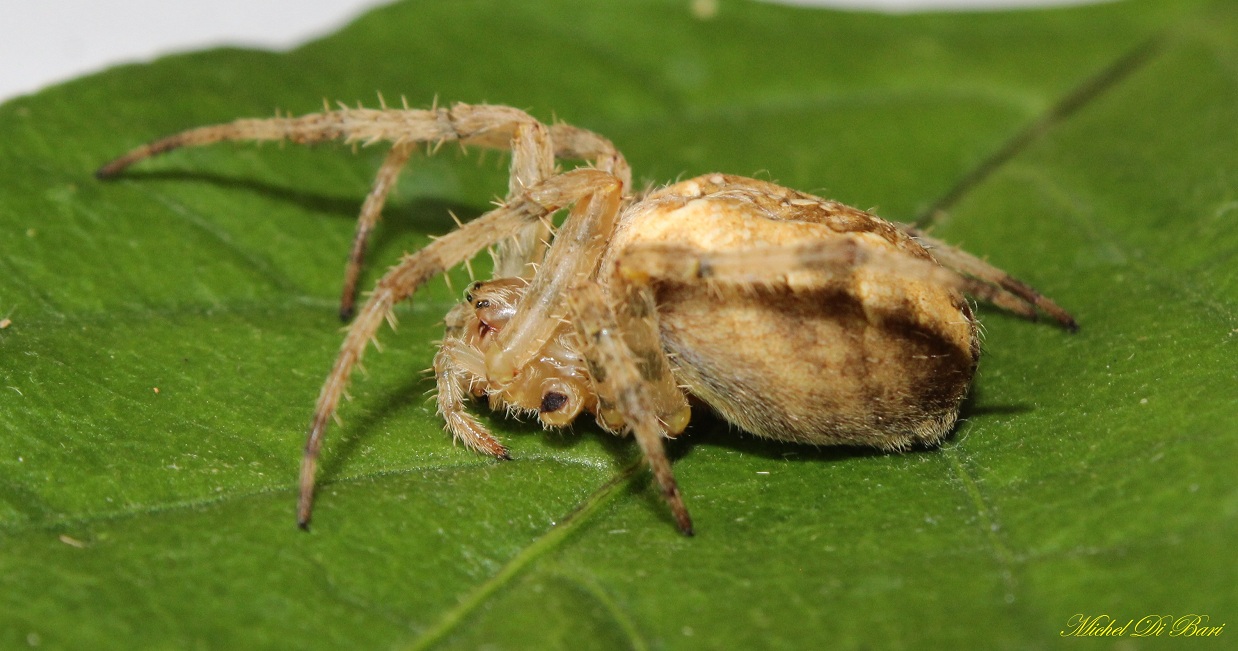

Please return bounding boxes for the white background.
[2,0,1110,104]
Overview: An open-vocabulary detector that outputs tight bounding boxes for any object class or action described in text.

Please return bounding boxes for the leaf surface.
[0,1,1234,649]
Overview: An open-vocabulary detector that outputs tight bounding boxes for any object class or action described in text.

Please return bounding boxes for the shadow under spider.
[314,372,639,486]
[312,382,1036,532]
[115,168,483,240]
[674,383,1033,468]
[959,388,1033,419]
[312,372,1037,490]
[673,410,889,466]
[118,168,367,218]
[314,371,439,484]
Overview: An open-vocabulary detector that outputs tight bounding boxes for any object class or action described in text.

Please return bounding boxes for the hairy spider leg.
[492,121,555,281]
[638,174,1074,329]
[568,284,695,536]
[481,175,625,388]
[616,238,1036,320]
[433,304,506,457]
[598,282,692,435]
[895,224,1078,330]
[297,169,619,529]
[547,123,632,189]
[343,119,555,321]
[342,120,637,319]
[489,121,635,283]
[341,141,415,320]
[95,103,631,318]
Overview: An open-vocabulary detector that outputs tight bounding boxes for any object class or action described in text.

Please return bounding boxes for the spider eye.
[540,392,569,413]
[475,299,491,309]
[464,292,473,304]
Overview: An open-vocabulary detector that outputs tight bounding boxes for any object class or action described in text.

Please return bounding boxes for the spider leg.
[567,283,694,536]
[491,122,633,282]
[615,238,1040,321]
[483,174,627,388]
[297,168,616,529]
[895,224,1078,331]
[548,123,632,189]
[434,306,508,458]
[340,141,415,321]
[492,121,555,280]
[645,175,1074,329]
[96,103,633,316]
[602,282,692,435]
[97,103,550,177]
[93,102,628,201]
[342,118,557,320]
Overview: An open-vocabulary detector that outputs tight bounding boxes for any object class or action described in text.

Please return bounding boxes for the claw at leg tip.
[297,501,313,531]
[95,163,122,180]
[678,517,695,537]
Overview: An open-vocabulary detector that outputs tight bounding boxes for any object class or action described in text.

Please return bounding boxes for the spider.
[97,102,1077,535]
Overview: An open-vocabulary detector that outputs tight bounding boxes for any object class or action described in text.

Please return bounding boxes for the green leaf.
[1,0,1234,649]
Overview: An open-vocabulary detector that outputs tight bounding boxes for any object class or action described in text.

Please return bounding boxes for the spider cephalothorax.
[98,102,1077,535]
[443,277,600,432]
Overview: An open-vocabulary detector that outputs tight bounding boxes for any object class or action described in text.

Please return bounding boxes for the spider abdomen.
[608,175,980,449]
[658,287,977,449]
